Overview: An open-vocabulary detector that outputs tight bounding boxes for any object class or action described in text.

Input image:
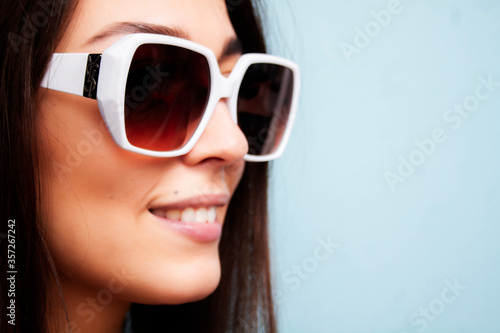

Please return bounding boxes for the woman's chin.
[125,260,222,305]
[168,271,222,305]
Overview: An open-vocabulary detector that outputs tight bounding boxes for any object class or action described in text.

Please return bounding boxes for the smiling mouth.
[148,193,229,224]
[150,207,217,224]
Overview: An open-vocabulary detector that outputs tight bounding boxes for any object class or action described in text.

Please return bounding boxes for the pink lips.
[151,215,223,242]
[148,194,229,242]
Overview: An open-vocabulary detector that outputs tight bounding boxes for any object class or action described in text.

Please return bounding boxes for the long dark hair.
[0,0,276,332]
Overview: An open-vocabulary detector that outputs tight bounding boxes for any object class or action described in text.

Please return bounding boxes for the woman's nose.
[181,100,249,166]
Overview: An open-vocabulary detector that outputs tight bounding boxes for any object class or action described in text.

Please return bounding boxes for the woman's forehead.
[56,0,238,58]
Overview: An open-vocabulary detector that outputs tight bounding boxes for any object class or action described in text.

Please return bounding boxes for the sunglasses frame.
[40,33,300,161]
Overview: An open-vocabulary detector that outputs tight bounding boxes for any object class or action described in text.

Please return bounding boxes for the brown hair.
[0,0,276,332]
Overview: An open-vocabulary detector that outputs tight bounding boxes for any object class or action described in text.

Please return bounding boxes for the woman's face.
[38,0,247,308]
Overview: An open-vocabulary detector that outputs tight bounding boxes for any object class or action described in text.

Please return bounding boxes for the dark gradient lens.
[124,44,210,152]
[237,63,294,156]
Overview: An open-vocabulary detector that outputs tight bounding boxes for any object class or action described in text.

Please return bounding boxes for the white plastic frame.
[40,33,300,162]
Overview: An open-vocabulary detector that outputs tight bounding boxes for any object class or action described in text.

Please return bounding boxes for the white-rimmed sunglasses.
[40,33,300,161]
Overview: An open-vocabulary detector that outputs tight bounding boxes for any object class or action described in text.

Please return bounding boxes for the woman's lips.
[148,194,229,242]
[148,193,230,211]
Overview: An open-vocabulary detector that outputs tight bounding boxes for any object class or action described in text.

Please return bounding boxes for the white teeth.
[154,206,217,223]
[181,208,196,223]
[195,208,208,223]
[208,207,216,223]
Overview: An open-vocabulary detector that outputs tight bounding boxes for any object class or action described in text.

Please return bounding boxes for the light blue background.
[266,1,500,332]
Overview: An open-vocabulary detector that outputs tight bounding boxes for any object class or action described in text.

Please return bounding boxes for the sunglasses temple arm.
[40,53,102,100]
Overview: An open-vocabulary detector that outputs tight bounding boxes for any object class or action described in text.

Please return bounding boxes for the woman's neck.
[48,274,131,333]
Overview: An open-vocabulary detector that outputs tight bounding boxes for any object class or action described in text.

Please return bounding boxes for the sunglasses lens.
[124,44,210,152]
[237,63,294,156]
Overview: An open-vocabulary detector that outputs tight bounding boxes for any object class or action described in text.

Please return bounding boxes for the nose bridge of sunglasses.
[217,74,235,98]
[211,74,238,122]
